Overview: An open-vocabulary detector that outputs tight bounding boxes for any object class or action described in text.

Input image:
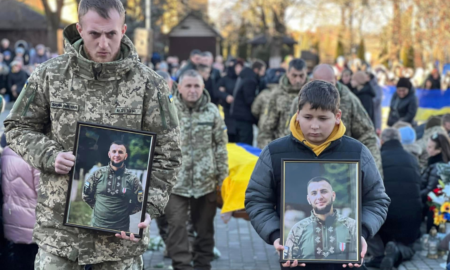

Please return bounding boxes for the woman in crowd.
[387,77,418,127]
[351,71,376,127]
[339,68,354,91]
[421,133,450,232]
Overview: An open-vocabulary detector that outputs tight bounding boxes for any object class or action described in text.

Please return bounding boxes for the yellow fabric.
[221,144,259,213]
[289,113,346,156]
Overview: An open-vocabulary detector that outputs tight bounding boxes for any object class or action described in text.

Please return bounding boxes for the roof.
[248,34,298,46]
[168,12,223,39]
[0,0,67,30]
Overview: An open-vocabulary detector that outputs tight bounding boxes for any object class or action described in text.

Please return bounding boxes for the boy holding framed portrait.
[245,80,390,269]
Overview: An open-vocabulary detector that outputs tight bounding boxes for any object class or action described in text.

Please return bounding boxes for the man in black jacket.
[176,49,202,79]
[245,80,390,270]
[231,59,266,145]
[366,128,421,270]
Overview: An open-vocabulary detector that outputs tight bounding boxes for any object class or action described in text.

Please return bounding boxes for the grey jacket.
[245,135,390,246]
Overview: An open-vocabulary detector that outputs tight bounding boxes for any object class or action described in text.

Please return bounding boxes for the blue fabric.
[383,86,450,109]
[235,143,262,157]
[398,126,416,145]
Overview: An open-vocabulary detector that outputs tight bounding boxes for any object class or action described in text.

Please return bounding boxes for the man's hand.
[11,85,17,92]
[343,237,367,268]
[226,95,234,104]
[274,238,306,268]
[115,213,151,242]
[55,152,76,174]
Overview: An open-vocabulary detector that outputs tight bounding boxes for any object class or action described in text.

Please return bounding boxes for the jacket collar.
[381,139,403,152]
[290,133,342,156]
[62,24,140,81]
[279,74,301,94]
[109,163,126,175]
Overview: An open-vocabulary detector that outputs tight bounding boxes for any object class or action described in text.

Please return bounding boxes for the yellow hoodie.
[289,113,346,156]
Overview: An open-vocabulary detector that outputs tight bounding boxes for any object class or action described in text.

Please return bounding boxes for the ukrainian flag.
[382,86,450,126]
[221,143,261,214]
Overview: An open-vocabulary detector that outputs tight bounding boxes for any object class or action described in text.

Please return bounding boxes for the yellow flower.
[441,202,450,213]
[434,209,445,225]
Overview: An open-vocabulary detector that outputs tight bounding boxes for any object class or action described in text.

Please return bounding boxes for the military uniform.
[259,75,302,149]
[4,24,181,268]
[165,88,228,270]
[252,84,276,149]
[284,211,357,261]
[289,82,383,175]
[83,165,143,232]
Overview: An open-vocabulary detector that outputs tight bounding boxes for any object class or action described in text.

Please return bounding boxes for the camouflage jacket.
[82,164,143,232]
[173,88,229,198]
[259,75,301,148]
[4,24,181,264]
[289,82,383,175]
[284,211,357,261]
[251,84,276,149]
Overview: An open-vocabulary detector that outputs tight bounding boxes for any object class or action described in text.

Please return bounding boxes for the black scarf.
[428,153,444,166]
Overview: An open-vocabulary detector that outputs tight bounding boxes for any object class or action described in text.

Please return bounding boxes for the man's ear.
[76,23,83,36]
[124,153,128,160]
[307,195,311,205]
[122,24,127,36]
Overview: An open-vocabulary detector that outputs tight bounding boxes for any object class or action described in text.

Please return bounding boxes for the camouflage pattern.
[82,165,143,232]
[173,87,229,198]
[284,211,357,260]
[416,126,447,168]
[4,24,181,264]
[259,75,301,149]
[34,249,143,270]
[251,84,276,149]
[289,82,383,175]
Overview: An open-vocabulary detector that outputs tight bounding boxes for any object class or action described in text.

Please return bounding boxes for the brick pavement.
[143,210,447,270]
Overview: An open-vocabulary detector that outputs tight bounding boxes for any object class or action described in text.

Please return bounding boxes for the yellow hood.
[289,113,346,156]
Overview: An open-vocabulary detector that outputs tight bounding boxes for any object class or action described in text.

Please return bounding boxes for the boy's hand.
[274,238,306,268]
[342,237,367,268]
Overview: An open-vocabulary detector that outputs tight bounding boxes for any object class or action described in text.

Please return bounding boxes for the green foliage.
[357,39,366,61]
[238,23,249,59]
[401,45,415,69]
[128,137,152,170]
[68,180,93,226]
[322,163,357,210]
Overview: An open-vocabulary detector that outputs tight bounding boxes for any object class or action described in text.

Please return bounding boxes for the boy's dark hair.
[110,140,127,154]
[298,80,340,114]
[288,59,306,71]
[307,176,333,190]
[442,114,450,124]
[252,59,266,71]
[190,49,202,57]
[78,0,126,23]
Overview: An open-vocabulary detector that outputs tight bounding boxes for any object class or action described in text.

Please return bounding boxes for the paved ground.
[143,210,447,270]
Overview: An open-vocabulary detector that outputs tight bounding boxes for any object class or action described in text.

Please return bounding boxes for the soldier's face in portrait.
[178,76,204,104]
[108,144,128,167]
[307,180,336,215]
[76,9,127,63]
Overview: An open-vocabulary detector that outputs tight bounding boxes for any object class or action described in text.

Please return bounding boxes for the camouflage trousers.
[34,249,143,270]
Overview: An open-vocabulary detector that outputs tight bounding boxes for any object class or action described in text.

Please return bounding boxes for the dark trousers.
[368,234,415,267]
[235,120,253,145]
[165,192,217,270]
[2,242,39,270]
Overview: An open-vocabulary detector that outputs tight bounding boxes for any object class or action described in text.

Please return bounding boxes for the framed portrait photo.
[63,122,157,238]
[280,159,361,265]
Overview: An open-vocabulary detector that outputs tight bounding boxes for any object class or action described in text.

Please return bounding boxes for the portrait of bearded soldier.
[284,177,357,261]
[82,141,144,232]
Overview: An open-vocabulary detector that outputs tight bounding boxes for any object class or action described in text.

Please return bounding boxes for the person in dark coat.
[424,69,441,90]
[216,59,244,142]
[7,61,28,101]
[366,128,421,270]
[421,133,450,232]
[176,49,201,80]
[387,78,418,127]
[230,59,266,145]
[339,69,353,92]
[351,71,376,127]
[29,44,49,66]
[199,52,222,105]
[0,39,15,60]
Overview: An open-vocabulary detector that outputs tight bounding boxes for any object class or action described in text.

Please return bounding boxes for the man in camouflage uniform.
[289,64,382,174]
[166,69,228,270]
[284,177,357,261]
[83,141,143,232]
[252,83,277,149]
[259,59,308,148]
[4,0,181,269]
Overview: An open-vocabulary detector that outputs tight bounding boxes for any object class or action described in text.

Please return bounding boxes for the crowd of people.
[2,1,450,270]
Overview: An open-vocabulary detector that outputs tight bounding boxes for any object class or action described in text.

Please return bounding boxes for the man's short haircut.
[110,140,127,153]
[190,49,202,57]
[289,59,306,71]
[197,64,211,72]
[179,69,203,84]
[392,121,412,129]
[156,70,171,82]
[202,51,213,58]
[307,177,333,190]
[78,0,126,23]
[381,128,401,143]
[298,80,340,114]
[443,114,450,124]
[252,59,266,71]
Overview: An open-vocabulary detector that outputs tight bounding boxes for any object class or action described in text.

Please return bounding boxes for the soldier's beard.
[111,161,125,168]
[313,200,333,215]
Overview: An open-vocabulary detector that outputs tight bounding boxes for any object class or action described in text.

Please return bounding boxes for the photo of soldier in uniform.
[281,160,361,264]
[64,123,156,237]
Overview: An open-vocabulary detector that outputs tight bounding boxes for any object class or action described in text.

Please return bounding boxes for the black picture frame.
[63,122,157,238]
[280,159,362,265]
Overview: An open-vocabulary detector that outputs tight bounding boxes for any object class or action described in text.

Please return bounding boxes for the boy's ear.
[335,109,342,125]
